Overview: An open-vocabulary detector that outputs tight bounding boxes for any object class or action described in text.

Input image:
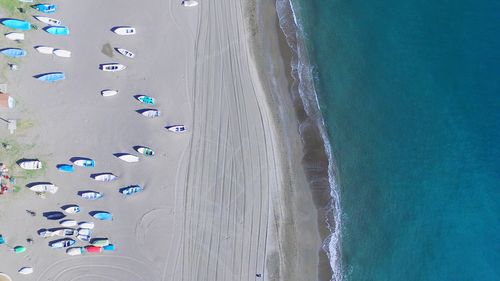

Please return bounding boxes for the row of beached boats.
[0,46,70,58]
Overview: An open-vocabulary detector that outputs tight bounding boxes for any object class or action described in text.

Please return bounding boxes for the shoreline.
[247,0,335,280]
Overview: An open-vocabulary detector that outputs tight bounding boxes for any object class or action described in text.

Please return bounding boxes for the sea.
[276,0,500,280]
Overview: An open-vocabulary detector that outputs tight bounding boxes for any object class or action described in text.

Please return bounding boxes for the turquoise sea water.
[284,0,500,280]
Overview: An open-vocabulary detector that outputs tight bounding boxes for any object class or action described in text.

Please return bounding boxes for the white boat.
[78,228,92,236]
[182,0,199,7]
[140,109,161,118]
[99,63,126,72]
[53,49,71,58]
[117,153,139,163]
[77,234,91,242]
[181,0,199,7]
[113,26,136,35]
[63,205,80,214]
[80,191,103,200]
[136,146,155,156]
[53,228,77,237]
[35,46,55,55]
[73,158,94,167]
[78,222,95,229]
[5,32,24,41]
[116,48,135,58]
[49,238,75,248]
[18,267,34,275]
[19,160,42,170]
[166,125,187,132]
[93,173,118,182]
[66,247,84,256]
[60,219,78,227]
[101,89,118,97]
[29,183,58,194]
[34,16,61,26]
[38,229,55,238]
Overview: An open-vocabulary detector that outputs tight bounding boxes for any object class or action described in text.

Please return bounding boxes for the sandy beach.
[0,0,324,280]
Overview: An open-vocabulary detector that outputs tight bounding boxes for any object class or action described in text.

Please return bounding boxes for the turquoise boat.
[137,95,155,105]
[1,19,31,30]
[57,164,74,173]
[45,26,69,36]
[92,211,112,221]
[32,4,56,13]
[0,48,27,58]
[37,72,65,82]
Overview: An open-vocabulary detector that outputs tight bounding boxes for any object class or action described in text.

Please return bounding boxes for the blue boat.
[0,48,27,58]
[32,4,56,13]
[57,164,74,173]
[120,185,143,196]
[1,19,31,30]
[37,72,65,82]
[92,212,112,221]
[45,26,69,36]
[103,244,115,251]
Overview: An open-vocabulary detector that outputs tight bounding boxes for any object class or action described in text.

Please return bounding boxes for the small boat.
[45,26,69,35]
[66,247,84,256]
[140,109,161,118]
[2,19,31,30]
[33,4,56,13]
[34,15,61,25]
[35,46,55,54]
[53,228,77,237]
[117,153,139,163]
[116,48,135,58]
[92,211,112,221]
[78,222,95,229]
[60,219,78,227]
[136,146,155,156]
[113,26,136,35]
[0,48,26,58]
[77,234,91,242]
[19,159,42,170]
[37,72,65,82]
[49,238,75,248]
[103,244,115,251]
[29,183,58,194]
[63,205,81,214]
[101,89,118,97]
[14,246,26,253]
[53,49,71,58]
[57,164,74,172]
[78,228,92,236]
[181,0,199,7]
[91,238,110,247]
[120,185,143,196]
[137,95,155,105]
[18,267,34,275]
[5,32,24,41]
[85,245,102,253]
[99,63,126,72]
[45,212,66,220]
[79,191,103,200]
[166,125,187,132]
[38,229,55,238]
[73,158,95,167]
[92,173,118,182]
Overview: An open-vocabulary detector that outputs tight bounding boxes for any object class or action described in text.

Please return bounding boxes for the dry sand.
[0,0,323,280]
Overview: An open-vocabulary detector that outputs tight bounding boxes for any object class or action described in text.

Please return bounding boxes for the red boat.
[85,245,102,253]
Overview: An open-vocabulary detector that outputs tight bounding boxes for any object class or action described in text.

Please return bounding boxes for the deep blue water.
[291,0,500,280]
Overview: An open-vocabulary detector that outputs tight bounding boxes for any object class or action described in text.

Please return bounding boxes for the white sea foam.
[276,0,343,280]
